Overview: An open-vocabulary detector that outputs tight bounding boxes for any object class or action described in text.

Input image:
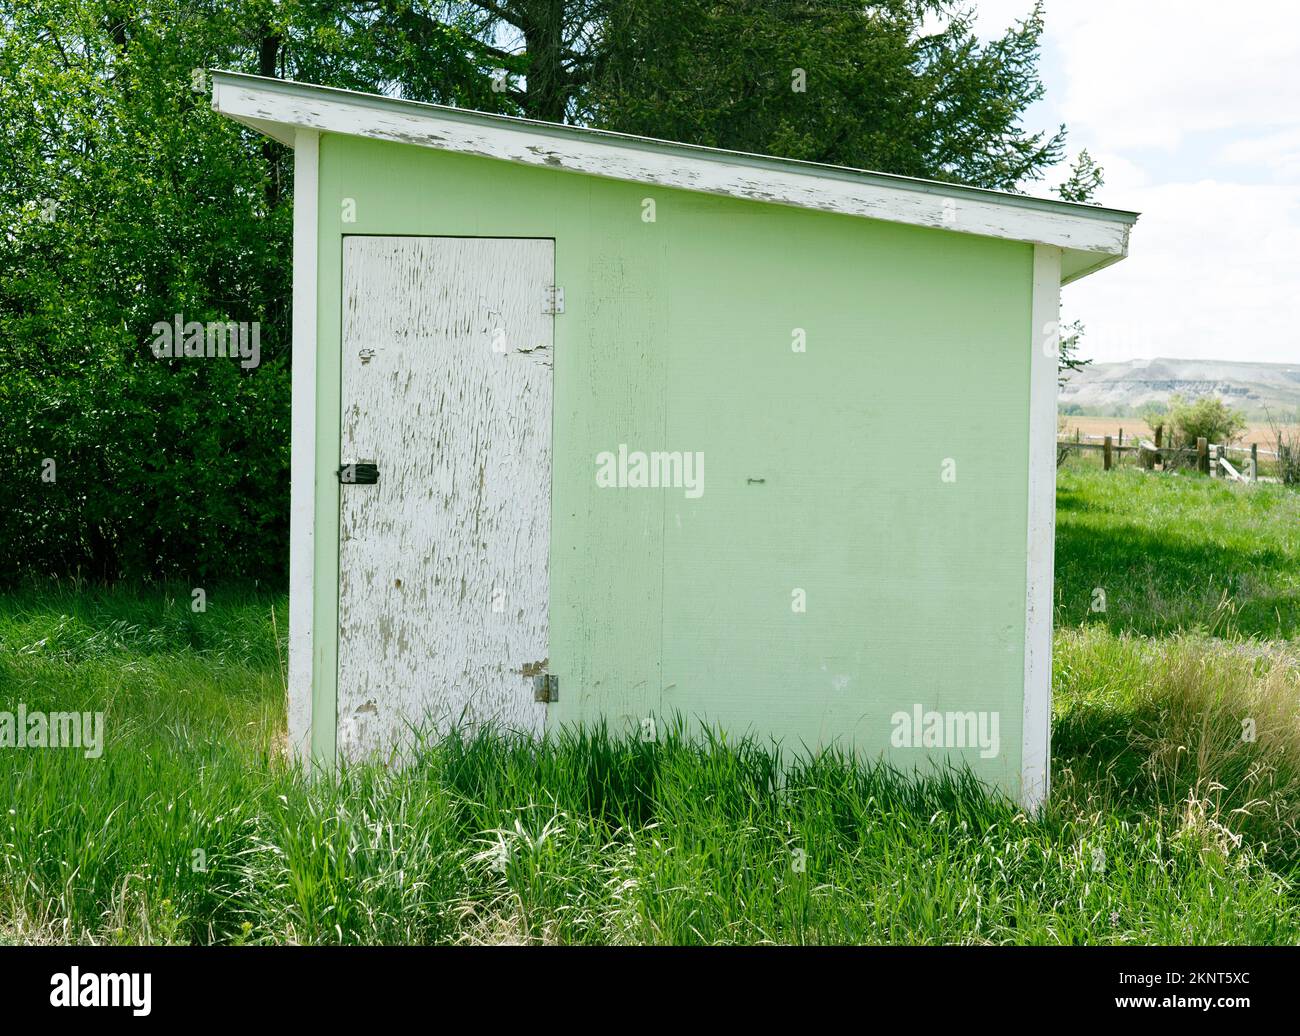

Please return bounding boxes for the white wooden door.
[337,236,554,760]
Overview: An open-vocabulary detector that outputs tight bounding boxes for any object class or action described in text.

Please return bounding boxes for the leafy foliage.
[1166,393,1248,449]
[0,0,503,582]
[0,0,1093,581]
[581,0,1066,190]
[0,1,284,580]
[1057,318,1090,387]
[1057,148,1105,203]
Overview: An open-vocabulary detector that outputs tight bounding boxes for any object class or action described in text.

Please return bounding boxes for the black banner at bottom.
[0,945,1284,1021]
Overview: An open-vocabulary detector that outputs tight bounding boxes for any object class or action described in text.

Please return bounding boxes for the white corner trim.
[1021,244,1061,811]
[211,74,1135,280]
[287,128,319,767]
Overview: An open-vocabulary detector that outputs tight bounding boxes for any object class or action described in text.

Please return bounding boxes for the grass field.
[1,463,1298,944]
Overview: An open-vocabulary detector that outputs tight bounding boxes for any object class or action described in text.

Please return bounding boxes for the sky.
[968,0,1300,365]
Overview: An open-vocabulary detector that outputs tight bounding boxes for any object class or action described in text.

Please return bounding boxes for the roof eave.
[211,70,1138,282]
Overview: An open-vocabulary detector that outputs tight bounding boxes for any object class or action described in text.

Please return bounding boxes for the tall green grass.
[2,467,1299,944]
[1056,461,1300,637]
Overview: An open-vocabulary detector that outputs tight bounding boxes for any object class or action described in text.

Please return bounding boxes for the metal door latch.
[338,462,379,485]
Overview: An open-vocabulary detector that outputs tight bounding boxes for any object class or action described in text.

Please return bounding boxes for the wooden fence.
[1058,429,1278,483]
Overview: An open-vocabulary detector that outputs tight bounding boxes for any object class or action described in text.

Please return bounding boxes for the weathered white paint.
[1219,456,1246,482]
[210,72,1137,284]
[287,128,318,766]
[336,236,553,760]
[1021,244,1062,811]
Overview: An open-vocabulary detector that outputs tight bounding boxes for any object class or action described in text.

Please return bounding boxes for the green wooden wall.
[315,132,1035,794]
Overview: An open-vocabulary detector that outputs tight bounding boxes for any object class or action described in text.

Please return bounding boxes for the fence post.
[1197,437,1208,474]
[1119,428,1124,448]
[1251,442,1258,482]
[1210,444,1219,477]
[1104,435,1113,471]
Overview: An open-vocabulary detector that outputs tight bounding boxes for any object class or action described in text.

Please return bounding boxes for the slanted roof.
[211,70,1138,284]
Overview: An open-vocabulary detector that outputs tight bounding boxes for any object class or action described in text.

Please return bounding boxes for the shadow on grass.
[1052,699,1161,802]
[1054,504,1300,639]
[0,579,285,666]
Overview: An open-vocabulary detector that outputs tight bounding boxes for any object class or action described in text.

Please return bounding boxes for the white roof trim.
[211,71,1137,284]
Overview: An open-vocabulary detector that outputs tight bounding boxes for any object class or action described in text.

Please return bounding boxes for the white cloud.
[974,0,1300,363]
[1048,1,1300,152]
[1065,179,1300,363]
[1220,128,1300,181]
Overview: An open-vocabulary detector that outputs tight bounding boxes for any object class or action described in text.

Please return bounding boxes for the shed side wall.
[315,133,1034,793]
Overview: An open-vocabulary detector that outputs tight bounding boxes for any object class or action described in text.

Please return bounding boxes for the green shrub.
[0,4,292,583]
[1166,393,1247,449]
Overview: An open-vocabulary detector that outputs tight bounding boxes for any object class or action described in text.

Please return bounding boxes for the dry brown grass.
[1060,415,1283,450]
[1138,644,1300,859]
[1055,627,1300,869]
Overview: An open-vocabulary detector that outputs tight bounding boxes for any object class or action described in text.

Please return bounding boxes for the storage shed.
[212,72,1138,807]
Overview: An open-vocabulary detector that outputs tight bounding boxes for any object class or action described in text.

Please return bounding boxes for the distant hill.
[1059,358,1300,418]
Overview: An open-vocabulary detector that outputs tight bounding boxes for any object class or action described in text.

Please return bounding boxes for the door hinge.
[533,673,559,703]
[542,286,564,315]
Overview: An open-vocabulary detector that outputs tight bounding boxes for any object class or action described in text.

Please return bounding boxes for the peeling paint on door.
[337,236,553,760]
